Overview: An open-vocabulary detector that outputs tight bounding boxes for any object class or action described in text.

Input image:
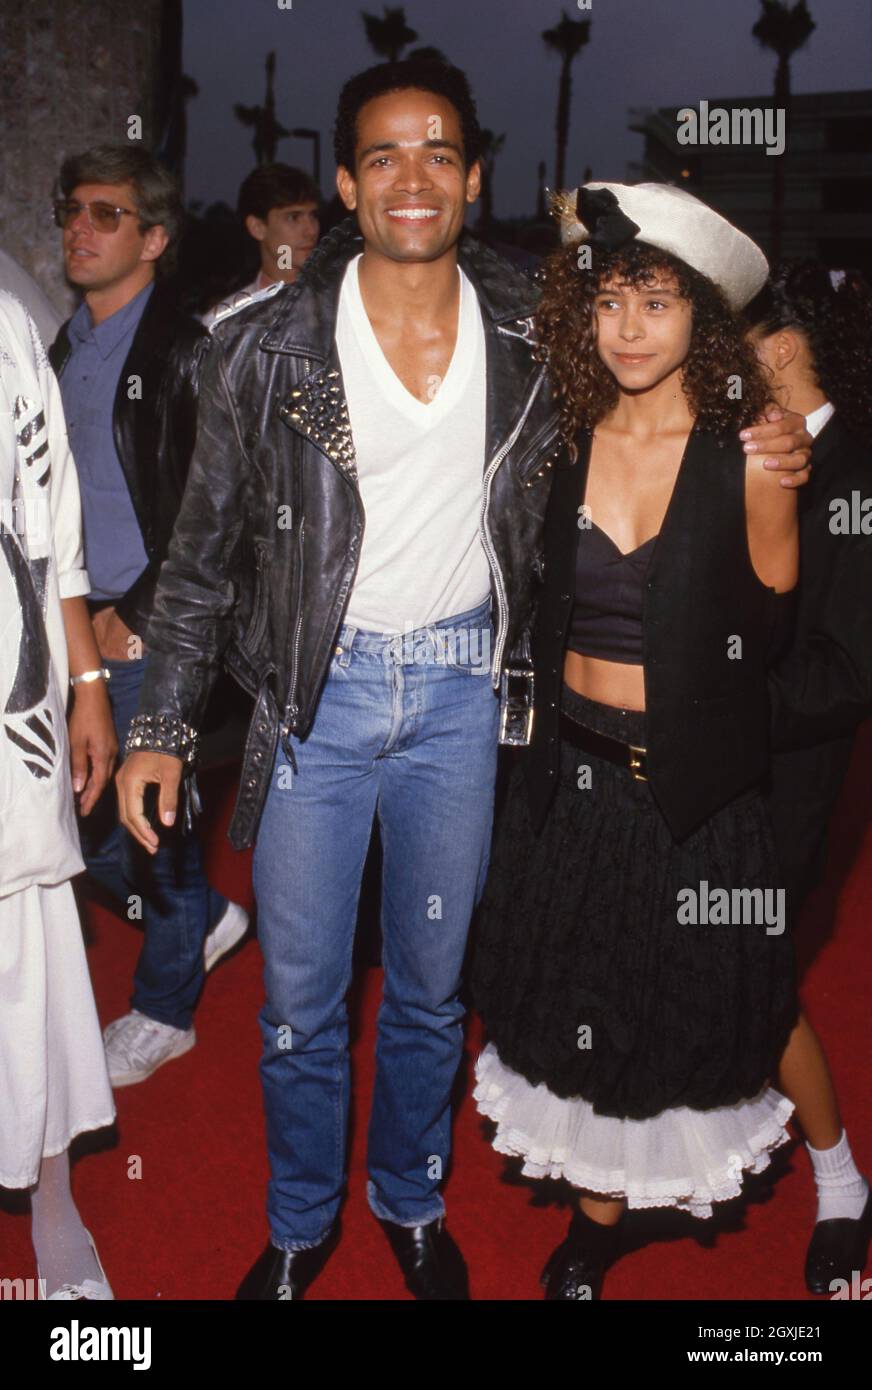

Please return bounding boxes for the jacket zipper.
[278,352,314,767]
[247,541,269,651]
[280,515,305,765]
[480,370,545,687]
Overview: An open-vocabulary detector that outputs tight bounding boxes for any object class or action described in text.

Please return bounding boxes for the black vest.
[524,428,773,842]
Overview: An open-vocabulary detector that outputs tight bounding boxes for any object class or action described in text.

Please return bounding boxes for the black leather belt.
[559,710,648,781]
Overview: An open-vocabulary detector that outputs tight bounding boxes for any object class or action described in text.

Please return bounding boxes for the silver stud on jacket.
[282,368,357,480]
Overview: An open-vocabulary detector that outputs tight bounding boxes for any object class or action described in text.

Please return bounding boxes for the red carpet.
[4,724,871,1301]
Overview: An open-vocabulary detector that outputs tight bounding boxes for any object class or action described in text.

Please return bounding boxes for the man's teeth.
[387,208,439,219]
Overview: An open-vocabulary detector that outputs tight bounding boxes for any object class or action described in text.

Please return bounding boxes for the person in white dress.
[0,290,117,1299]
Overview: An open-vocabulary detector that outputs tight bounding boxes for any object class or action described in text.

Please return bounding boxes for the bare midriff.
[563,649,646,713]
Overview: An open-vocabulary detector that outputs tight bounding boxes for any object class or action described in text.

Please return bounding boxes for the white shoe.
[38,1229,114,1300]
[103,1010,196,1087]
[204,901,250,973]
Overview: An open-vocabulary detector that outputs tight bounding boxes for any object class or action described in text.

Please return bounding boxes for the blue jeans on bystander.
[78,654,227,1031]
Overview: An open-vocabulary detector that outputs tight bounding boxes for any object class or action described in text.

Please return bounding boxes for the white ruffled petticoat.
[474,1042,795,1219]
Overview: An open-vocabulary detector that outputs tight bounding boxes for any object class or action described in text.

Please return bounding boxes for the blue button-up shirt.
[60,281,153,599]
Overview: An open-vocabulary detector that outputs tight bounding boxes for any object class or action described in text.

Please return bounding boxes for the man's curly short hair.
[333,59,482,171]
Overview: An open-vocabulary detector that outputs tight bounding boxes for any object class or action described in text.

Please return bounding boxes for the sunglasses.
[52,199,139,233]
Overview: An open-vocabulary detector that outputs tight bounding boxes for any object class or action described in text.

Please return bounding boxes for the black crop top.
[567,519,657,665]
[567,518,796,666]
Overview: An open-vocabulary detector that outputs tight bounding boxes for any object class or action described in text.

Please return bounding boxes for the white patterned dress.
[0,291,115,1187]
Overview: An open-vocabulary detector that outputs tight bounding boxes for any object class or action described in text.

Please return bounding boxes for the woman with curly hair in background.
[471,183,805,1299]
[744,262,872,1295]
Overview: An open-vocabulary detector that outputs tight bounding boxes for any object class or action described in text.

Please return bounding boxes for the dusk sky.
[183,0,872,218]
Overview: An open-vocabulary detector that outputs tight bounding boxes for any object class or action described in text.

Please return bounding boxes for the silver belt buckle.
[499,664,535,746]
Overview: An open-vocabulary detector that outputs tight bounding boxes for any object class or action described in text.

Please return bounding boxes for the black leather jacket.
[128,220,562,849]
[49,281,212,636]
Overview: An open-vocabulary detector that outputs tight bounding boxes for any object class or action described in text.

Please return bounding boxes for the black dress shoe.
[541,1208,624,1301]
[805,1185,872,1295]
[235,1223,340,1300]
[378,1216,470,1299]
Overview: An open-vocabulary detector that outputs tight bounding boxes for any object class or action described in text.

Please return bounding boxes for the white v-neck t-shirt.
[335,253,489,633]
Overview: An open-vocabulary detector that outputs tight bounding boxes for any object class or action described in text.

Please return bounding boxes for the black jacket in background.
[768,412,872,906]
[49,280,212,637]
[769,413,872,751]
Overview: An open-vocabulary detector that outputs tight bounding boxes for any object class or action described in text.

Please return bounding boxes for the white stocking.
[30,1149,101,1297]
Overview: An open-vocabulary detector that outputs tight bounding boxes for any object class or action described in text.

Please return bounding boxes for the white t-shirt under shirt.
[335,253,490,633]
[805,400,835,439]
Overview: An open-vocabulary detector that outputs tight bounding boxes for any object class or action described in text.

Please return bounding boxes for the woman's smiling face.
[593,271,693,393]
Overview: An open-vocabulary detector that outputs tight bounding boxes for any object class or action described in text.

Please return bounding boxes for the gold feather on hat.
[549,187,587,244]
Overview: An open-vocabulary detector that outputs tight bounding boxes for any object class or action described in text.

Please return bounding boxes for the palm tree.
[542,10,591,197]
[476,129,507,233]
[361,6,418,62]
[752,0,816,260]
[234,51,290,164]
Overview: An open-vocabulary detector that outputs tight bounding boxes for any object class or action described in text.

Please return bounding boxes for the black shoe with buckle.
[541,1207,624,1301]
[805,1185,872,1295]
[235,1222,340,1300]
[378,1216,470,1300]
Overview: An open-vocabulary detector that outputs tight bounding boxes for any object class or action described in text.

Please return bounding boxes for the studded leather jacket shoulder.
[127,219,562,849]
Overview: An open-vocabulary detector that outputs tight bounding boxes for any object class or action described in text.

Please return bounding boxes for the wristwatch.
[70,667,111,687]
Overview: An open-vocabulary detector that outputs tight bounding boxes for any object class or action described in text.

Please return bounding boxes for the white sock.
[30,1150,102,1297]
[807,1130,869,1223]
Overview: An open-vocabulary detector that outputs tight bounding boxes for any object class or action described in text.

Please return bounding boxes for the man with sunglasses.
[49,145,249,1090]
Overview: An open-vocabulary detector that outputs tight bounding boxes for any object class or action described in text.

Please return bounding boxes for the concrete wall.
[0,0,164,317]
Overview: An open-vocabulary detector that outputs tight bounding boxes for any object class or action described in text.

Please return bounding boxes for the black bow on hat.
[576,187,640,248]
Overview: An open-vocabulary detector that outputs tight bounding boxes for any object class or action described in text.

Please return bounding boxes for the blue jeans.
[253,597,499,1249]
[78,655,227,1031]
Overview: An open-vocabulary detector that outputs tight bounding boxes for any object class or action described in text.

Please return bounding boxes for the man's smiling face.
[336,88,480,264]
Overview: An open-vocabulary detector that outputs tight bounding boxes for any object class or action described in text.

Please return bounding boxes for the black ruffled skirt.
[472,685,799,1123]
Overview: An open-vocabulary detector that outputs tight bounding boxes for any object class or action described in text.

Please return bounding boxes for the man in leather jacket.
[50,145,249,1091]
[118,63,560,1301]
[117,66,812,1299]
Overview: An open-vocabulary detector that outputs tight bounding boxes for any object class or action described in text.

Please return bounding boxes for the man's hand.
[69,682,118,815]
[740,406,812,488]
[92,605,142,661]
[116,750,183,854]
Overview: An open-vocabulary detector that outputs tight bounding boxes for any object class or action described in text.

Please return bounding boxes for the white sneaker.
[204,901,250,973]
[103,1010,196,1087]
[38,1229,114,1300]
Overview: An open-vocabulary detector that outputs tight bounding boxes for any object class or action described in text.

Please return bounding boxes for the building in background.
[628,89,872,273]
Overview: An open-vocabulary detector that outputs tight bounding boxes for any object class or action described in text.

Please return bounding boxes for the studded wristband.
[125,713,200,766]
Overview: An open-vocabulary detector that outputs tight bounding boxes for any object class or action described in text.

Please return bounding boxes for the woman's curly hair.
[534,239,770,457]
[744,261,872,439]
